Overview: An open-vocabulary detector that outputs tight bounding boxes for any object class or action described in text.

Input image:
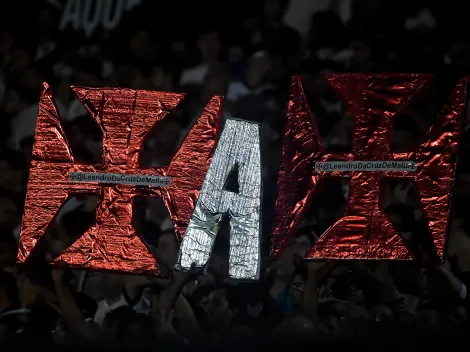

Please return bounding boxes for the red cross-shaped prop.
[271,74,467,261]
[18,83,222,275]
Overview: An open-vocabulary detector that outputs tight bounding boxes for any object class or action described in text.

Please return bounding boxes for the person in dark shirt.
[15,262,61,341]
[253,0,301,76]
[0,261,61,345]
[0,270,26,343]
[235,282,283,335]
[259,0,301,55]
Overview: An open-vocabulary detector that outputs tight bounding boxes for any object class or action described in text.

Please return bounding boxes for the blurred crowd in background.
[1,0,470,347]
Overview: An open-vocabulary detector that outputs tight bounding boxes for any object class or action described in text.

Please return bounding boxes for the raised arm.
[52,269,96,342]
[152,263,200,341]
[301,261,335,323]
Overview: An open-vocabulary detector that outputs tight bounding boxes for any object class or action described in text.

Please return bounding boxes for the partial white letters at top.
[58,0,142,37]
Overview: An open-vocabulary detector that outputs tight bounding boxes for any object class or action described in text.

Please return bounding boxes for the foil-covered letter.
[176,119,262,280]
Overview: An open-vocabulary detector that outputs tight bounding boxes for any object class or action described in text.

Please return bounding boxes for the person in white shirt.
[179,29,223,87]
[92,274,128,326]
[91,273,155,326]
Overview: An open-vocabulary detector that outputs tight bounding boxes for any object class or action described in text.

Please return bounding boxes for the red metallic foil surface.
[17,83,222,275]
[271,74,467,261]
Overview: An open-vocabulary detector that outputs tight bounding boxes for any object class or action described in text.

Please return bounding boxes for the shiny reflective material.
[271,75,467,261]
[18,83,222,275]
[176,119,262,280]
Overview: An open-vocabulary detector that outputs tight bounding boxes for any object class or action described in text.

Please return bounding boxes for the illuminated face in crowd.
[204,288,236,326]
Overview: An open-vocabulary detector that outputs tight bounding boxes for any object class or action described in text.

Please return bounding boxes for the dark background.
[1,0,470,347]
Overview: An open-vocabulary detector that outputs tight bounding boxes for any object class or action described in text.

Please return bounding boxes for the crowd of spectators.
[1,0,470,348]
